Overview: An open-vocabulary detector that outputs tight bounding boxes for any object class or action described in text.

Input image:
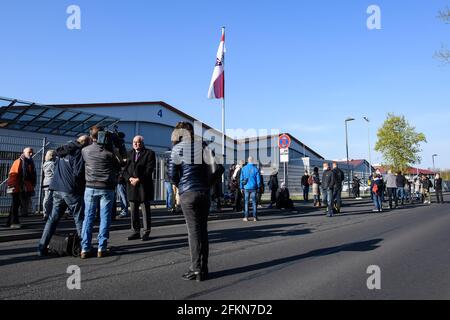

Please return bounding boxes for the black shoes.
[128,232,151,241]
[141,232,151,241]
[182,270,209,282]
[127,233,141,241]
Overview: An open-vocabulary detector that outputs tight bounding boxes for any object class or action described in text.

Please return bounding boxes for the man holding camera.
[80,126,122,258]
[123,135,155,241]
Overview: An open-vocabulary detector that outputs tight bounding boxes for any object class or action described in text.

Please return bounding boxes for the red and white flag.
[208,28,225,99]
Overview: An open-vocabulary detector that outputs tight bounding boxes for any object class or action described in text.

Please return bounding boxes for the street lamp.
[345,117,355,197]
[432,154,438,173]
[363,117,372,172]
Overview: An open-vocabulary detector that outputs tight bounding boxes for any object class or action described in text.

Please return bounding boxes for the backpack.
[308,176,314,185]
[372,183,379,194]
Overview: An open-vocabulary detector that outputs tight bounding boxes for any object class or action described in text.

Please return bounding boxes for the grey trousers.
[130,201,151,233]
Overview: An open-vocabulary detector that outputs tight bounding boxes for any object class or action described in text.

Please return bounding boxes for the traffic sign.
[280,148,289,163]
[278,134,291,149]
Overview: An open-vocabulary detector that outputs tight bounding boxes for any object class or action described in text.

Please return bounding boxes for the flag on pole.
[208,28,225,99]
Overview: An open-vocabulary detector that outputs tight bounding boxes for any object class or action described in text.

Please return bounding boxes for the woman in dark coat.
[123,135,156,241]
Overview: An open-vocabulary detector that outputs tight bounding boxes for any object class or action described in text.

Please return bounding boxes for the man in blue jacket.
[240,156,261,222]
[37,135,91,256]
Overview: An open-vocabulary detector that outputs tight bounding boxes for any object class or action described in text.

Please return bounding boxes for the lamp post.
[432,154,438,173]
[345,117,355,197]
[363,117,372,173]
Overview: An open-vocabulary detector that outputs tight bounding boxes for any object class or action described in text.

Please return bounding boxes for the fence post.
[37,137,47,215]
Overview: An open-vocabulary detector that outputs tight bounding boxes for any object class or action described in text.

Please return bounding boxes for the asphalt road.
[0,200,449,300]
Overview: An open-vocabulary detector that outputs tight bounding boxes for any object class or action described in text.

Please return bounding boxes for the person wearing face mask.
[6,147,37,229]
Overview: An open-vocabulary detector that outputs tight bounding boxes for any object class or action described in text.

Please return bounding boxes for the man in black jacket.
[322,162,336,217]
[123,135,155,241]
[435,173,444,204]
[81,127,121,258]
[37,135,91,256]
[332,162,345,213]
[268,170,279,209]
[301,171,310,203]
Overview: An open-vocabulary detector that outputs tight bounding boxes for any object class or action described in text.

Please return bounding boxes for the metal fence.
[0,136,55,215]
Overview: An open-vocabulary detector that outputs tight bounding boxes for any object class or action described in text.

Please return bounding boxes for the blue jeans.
[397,187,405,203]
[38,191,84,252]
[373,194,382,211]
[244,189,257,218]
[43,189,54,217]
[303,185,309,201]
[322,188,334,215]
[81,188,115,252]
[165,181,174,209]
[116,183,128,216]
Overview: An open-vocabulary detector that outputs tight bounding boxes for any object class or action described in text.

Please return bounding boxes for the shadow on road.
[112,223,312,256]
[208,238,383,280]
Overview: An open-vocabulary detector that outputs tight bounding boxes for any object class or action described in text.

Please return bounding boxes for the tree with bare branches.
[435,7,450,63]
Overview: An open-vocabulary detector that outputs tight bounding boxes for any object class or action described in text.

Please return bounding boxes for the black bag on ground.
[48,233,81,257]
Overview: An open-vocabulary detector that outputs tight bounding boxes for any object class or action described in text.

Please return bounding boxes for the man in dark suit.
[123,135,156,241]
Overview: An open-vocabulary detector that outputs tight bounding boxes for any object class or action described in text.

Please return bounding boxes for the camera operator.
[123,135,155,241]
[37,135,91,256]
[80,126,122,258]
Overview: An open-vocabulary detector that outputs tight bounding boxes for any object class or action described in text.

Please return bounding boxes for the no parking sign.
[278,134,291,149]
[279,134,291,163]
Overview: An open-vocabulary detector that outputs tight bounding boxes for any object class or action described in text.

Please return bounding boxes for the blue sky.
[1,0,449,169]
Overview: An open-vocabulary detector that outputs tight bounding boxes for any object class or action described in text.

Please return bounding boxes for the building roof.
[50,100,237,142]
[373,165,435,175]
[0,96,119,137]
[51,102,325,159]
[238,133,325,160]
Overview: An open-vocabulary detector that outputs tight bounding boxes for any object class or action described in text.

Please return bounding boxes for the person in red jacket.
[6,147,36,228]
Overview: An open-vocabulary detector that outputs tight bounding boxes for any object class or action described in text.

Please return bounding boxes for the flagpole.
[221,26,226,186]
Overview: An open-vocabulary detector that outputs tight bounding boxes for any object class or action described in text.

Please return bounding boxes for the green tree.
[375,114,427,172]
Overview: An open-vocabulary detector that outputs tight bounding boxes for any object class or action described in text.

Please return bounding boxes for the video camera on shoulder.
[96,126,127,160]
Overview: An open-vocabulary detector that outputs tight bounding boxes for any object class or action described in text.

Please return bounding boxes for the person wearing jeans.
[244,189,258,220]
[116,179,129,218]
[39,191,84,253]
[81,188,115,253]
[240,156,261,222]
[372,173,384,212]
[165,181,174,210]
[81,126,121,258]
[321,163,336,217]
[37,136,91,256]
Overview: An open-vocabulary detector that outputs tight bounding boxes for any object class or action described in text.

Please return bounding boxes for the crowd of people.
[367,170,444,211]
[3,124,446,282]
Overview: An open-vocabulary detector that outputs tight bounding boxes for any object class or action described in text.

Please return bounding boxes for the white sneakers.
[243,217,249,222]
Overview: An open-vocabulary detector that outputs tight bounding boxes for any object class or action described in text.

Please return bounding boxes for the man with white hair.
[240,156,261,221]
[6,147,36,228]
[122,135,156,242]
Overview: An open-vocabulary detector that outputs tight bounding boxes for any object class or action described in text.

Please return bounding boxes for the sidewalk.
[0,197,376,243]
